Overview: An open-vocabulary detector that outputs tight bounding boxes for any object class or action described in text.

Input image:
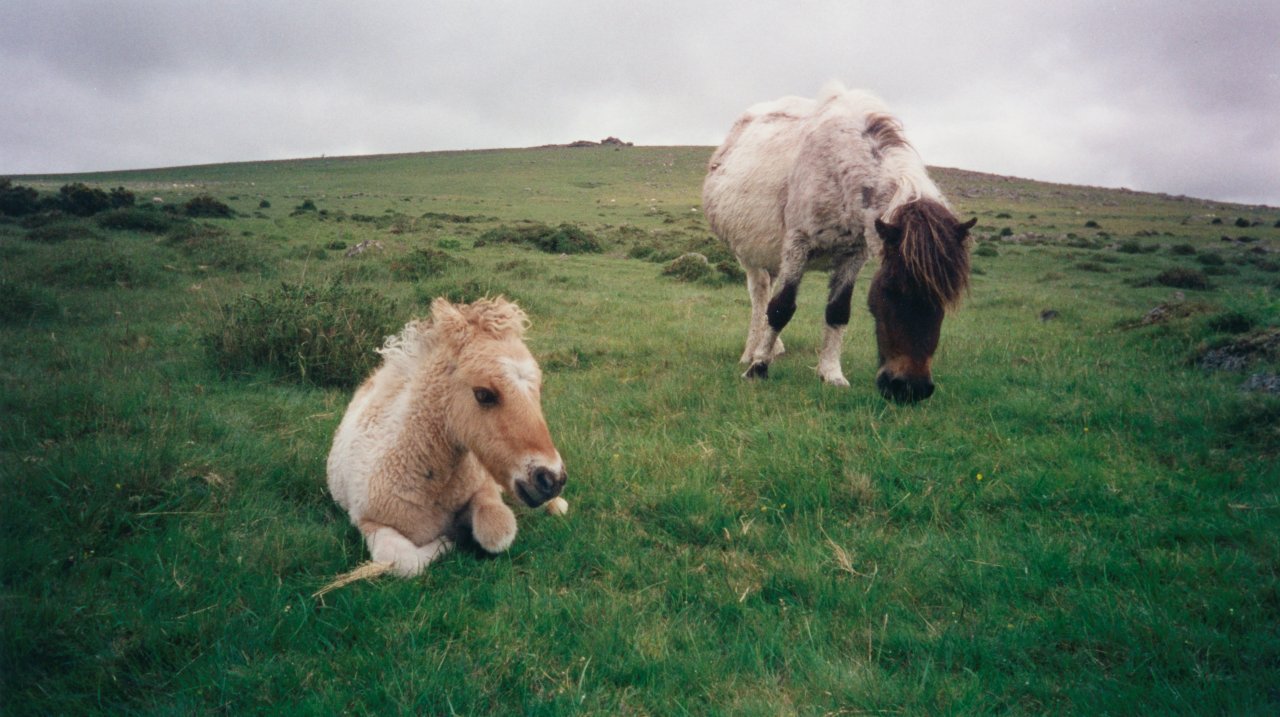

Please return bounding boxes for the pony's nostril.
[532,467,559,497]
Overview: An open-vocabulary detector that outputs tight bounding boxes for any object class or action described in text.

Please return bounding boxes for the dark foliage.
[183,195,235,218]
[0,179,41,217]
[476,222,601,254]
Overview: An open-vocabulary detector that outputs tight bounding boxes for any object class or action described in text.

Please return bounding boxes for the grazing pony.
[703,83,974,402]
[326,297,568,577]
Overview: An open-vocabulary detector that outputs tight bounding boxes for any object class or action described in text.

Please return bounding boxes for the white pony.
[703,83,973,402]
[326,297,568,577]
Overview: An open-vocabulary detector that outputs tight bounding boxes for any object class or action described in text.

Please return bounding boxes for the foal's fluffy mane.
[376,296,529,373]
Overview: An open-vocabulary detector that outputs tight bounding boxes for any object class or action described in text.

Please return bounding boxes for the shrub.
[1169,244,1197,256]
[183,195,234,218]
[974,244,999,257]
[259,199,271,209]
[1117,240,1145,254]
[96,207,176,233]
[58,183,112,216]
[205,281,400,387]
[389,247,470,280]
[1234,217,1250,228]
[1207,311,1255,334]
[1084,220,1100,228]
[662,253,713,283]
[1154,268,1211,290]
[1196,252,1225,266]
[476,223,601,254]
[0,179,41,217]
[108,187,136,208]
[999,227,1013,237]
[1073,261,1109,273]
[292,199,318,215]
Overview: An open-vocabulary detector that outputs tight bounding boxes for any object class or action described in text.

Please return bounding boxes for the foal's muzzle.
[877,372,935,403]
[514,466,566,508]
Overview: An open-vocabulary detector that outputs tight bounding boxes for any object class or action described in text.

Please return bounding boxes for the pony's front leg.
[818,250,867,387]
[464,482,518,554]
[745,240,807,379]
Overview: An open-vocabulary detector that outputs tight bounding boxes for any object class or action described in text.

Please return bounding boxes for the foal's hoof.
[545,497,569,516]
[742,362,769,380]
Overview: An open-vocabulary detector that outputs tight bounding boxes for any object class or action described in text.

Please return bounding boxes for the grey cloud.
[2,0,1276,204]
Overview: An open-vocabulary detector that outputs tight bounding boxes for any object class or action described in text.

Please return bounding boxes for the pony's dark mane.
[863,113,910,152]
[883,199,971,309]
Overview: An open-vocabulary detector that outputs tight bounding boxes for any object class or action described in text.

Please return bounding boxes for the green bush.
[1154,268,1211,290]
[1195,252,1225,266]
[662,253,713,282]
[57,183,112,216]
[1169,244,1197,256]
[183,195,235,218]
[205,281,400,387]
[477,222,601,254]
[0,179,41,216]
[389,247,470,280]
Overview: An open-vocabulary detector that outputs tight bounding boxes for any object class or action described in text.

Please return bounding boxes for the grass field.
[2,146,1278,715]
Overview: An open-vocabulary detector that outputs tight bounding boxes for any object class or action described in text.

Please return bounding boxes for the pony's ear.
[430,298,471,345]
[958,217,977,235]
[875,218,903,247]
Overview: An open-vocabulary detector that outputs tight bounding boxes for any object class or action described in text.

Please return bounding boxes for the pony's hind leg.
[742,267,785,364]
[362,521,452,577]
[746,238,808,378]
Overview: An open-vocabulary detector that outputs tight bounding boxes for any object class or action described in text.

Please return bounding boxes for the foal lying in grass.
[326,297,568,577]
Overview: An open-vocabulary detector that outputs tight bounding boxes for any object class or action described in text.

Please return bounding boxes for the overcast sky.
[3,0,1277,205]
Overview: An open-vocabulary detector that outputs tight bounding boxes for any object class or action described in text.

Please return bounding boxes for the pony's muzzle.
[876,371,934,403]
[515,465,566,508]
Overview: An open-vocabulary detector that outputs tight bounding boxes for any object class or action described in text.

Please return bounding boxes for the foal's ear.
[430,298,471,343]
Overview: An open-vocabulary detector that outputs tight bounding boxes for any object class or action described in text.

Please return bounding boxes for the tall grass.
[2,147,1278,714]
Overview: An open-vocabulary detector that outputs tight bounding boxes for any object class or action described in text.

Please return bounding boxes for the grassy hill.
[2,147,1278,714]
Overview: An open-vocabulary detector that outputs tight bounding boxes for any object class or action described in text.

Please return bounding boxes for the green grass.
[2,147,1279,715]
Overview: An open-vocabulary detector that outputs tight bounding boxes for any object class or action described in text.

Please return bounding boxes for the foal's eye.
[473,388,500,407]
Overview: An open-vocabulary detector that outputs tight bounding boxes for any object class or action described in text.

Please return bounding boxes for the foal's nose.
[531,466,566,500]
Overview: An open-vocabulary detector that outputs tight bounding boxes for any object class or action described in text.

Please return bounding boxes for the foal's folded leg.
[363,523,451,577]
[465,483,518,554]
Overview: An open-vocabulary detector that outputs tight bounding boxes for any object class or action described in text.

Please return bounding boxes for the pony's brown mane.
[863,113,909,152]
[884,200,971,309]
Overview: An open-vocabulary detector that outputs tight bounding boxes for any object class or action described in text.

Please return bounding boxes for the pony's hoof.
[821,373,850,388]
[742,362,769,380]
[545,497,569,516]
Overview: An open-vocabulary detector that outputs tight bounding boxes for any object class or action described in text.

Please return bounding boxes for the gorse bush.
[183,195,235,218]
[0,179,41,216]
[389,247,470,280]
[477,222,601,254]
[205,281,400,387]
